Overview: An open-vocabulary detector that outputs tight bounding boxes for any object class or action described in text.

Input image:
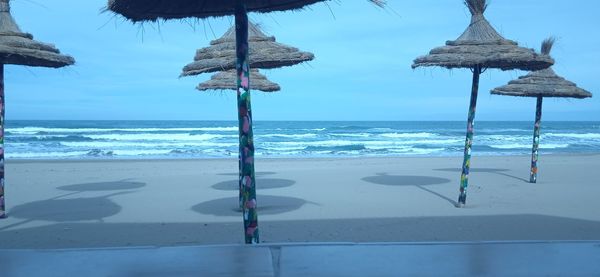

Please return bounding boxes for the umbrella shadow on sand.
[57,179,146,192]
[433,168,529,183]
[362,173,456,206]
[1,179,145,231]
[0,191,134,232]
[8,192,131,222]
[192,195,310,217]
[212,178,295,191]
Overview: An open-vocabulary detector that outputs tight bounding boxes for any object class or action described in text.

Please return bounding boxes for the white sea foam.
[109,149,174,156]
[272,138,460,148]
[480,135,526,141]
[7,151,90,158]
[276,140,357,147]
[260,133,318,139]
[409,148,446,154]
[261,146,306,151]
[545,133,600,139]
[539,144,571,149]
[329,133,371,138]
[85,133,237,141]
[60,141,238,148]
[490,143,569,149]
[489,144,531,149]
[379,132,437,138]
[368,128,396,132]
[7,126,238,134]
[195,127,238,132]
[478,128,528,133]
[386,147,445,155]
[384,139,462,145]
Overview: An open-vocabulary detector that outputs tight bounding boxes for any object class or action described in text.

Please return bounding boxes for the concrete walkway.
[1,241,599,276]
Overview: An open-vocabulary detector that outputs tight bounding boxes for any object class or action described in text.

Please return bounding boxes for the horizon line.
[5,119,600,122]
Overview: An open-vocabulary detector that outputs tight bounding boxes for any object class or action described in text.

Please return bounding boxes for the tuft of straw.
[541,37,556,55]
[464,0,487,15]
[368,0,386,8]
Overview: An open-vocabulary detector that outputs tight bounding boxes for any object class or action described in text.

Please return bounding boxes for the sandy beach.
[1,154,599,249]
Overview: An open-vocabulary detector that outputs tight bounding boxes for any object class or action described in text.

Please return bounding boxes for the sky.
[5,0,600,121]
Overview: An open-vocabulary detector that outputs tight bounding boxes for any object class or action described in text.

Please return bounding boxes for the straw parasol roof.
[181,22,314,76]
[412,0,553,71]
[492,38,592,99]
[198,69,280,92]
[107,0,328,22]
[106,0,386,244]
[0,0,74,68]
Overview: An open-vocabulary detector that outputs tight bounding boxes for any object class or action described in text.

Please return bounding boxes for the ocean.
[4,120,600,159]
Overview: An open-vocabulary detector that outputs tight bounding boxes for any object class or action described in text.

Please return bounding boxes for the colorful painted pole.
[530,96,543,183]
[0,64,5,218]
[235,0,258,244]
[458,65,481,207]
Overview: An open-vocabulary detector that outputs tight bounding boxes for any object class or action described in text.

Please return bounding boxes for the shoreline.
[6,151,600,164]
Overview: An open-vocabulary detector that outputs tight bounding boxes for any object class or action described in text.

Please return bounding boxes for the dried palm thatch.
[0,0,74,68]
[412,0,553,71]
[107,0,325,21]
[181,22,313,76]
[492,38,592,99]
[369,0,386,8]
[198,69,280,92]
[107,0,386,22]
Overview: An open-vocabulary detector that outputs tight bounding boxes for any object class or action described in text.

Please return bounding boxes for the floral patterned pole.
[530,96,543,183]
[0,64,5,218]
[458,65,481,207]
[235,0,258,244]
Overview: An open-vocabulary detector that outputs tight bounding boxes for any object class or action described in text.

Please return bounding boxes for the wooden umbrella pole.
[458,65,481,207]
[235,0,259,244]
[530,96,543,183]
[0,64,5,218]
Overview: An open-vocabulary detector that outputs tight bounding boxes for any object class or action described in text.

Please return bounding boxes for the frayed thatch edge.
[368,0,386,8]
[465,0,487,15]
[541,37,556,56]
[105,0,387,23]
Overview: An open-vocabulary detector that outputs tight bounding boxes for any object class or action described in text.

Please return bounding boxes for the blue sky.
[6,0,599,121]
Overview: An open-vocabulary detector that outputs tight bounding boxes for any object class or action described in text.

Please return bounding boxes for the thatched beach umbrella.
[198,69,280,92]
[108,0,384,244]
[183,21,311,212]
[182,22,314,77]
[492,38,592,183]
[412,0,554,207]
[0,0,74,218]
